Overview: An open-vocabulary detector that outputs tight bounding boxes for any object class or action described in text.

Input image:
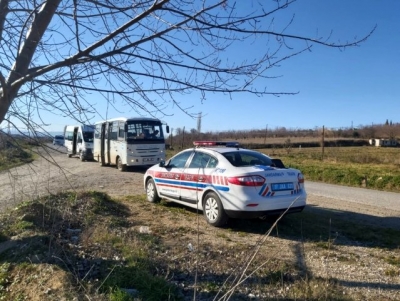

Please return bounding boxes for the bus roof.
[64,124,95,131]
[94,117,163,124]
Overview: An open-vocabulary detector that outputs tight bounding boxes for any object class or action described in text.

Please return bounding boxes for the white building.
[370,138,398,147]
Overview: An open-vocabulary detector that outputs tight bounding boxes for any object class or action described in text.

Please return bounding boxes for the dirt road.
[0,144,145,211]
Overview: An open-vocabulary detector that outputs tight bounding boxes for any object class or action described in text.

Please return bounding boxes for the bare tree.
[0,0,375,134]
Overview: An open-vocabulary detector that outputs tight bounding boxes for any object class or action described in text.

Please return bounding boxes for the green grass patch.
[314,240,336,250]
[158,199,197,215]
[383,255,400,266]
[0,263,12,300]
[287,277,353,301]
[103,265,180,301]
[245,209,400,249]
[265,146,400,192]
[384,268,399,277]
[0,138,35,171]
[284,209,400,248]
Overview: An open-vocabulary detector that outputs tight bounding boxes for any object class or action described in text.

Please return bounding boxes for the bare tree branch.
[0,0,375,131]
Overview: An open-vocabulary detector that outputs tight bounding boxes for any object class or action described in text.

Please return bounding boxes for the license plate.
[271,182,294,191]
[143,158,154,162]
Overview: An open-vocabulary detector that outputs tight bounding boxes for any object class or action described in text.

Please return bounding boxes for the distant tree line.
[168,122,400,149]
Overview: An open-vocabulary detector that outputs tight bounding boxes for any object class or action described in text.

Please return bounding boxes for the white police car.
[144,141,307,227]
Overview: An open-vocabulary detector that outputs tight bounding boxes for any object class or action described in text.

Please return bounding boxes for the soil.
[0,144,146,211]
[0,144,399,300]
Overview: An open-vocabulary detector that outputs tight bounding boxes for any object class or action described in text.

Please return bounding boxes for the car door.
[180,151,218,204]
[156,150,193,201]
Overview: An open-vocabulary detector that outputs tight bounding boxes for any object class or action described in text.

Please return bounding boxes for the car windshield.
[222,151,272,167]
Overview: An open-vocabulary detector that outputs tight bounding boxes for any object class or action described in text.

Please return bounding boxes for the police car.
[144,141,307,227]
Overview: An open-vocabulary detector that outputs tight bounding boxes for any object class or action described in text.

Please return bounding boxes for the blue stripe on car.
[155,178,229,192]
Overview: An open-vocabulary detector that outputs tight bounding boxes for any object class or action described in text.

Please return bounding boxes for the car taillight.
[298,173,305,183]
[228,175,265,186]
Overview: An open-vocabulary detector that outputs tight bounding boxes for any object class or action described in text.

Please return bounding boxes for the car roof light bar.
[193,141,240,147]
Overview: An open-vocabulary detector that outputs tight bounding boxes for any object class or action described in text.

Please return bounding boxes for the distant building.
[369,138,398,147]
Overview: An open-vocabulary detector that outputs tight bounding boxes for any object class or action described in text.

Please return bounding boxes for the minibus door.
[100,123,106,166]
[105,122,111,164]
[73,127,78,155]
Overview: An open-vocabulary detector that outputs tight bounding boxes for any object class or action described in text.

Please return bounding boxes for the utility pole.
[181,126,185,149]
[169,128,173,149]
[197,112,202,133]
[321,125,325,161]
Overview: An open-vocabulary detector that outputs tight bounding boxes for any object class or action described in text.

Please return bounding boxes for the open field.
[2,135,399,193]
[166,145,400,193]
[264,146,400,193]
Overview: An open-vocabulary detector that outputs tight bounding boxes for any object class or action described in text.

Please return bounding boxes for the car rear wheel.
[146,178,161,203]
[203,192,228,227]
[117,157,127,171]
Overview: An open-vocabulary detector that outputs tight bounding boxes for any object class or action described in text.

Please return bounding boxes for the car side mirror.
[159,160,165,167]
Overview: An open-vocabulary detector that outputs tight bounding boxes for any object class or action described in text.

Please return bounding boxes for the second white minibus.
[64,124,95,161]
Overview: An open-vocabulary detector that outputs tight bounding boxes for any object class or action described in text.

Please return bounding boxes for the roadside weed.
[0,192,398,300]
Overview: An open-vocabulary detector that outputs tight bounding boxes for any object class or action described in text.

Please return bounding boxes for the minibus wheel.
[117,157,127,171]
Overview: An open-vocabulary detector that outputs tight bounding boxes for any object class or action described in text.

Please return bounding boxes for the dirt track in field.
[0,144,146,211]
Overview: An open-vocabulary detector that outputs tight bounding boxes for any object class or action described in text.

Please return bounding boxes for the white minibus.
[64,124,95,161]
[93,117,169,171]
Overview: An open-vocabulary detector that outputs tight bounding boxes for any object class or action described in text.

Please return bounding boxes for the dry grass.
[1,192,399,300]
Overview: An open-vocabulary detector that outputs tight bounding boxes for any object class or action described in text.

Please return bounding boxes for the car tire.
[117,157,127,171]
[67,153,72,158]
[146,178,161,203]
[203,192,228,227]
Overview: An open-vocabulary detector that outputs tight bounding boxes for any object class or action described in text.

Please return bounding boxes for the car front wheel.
[203,192,228,227]
[146,178,160,203]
